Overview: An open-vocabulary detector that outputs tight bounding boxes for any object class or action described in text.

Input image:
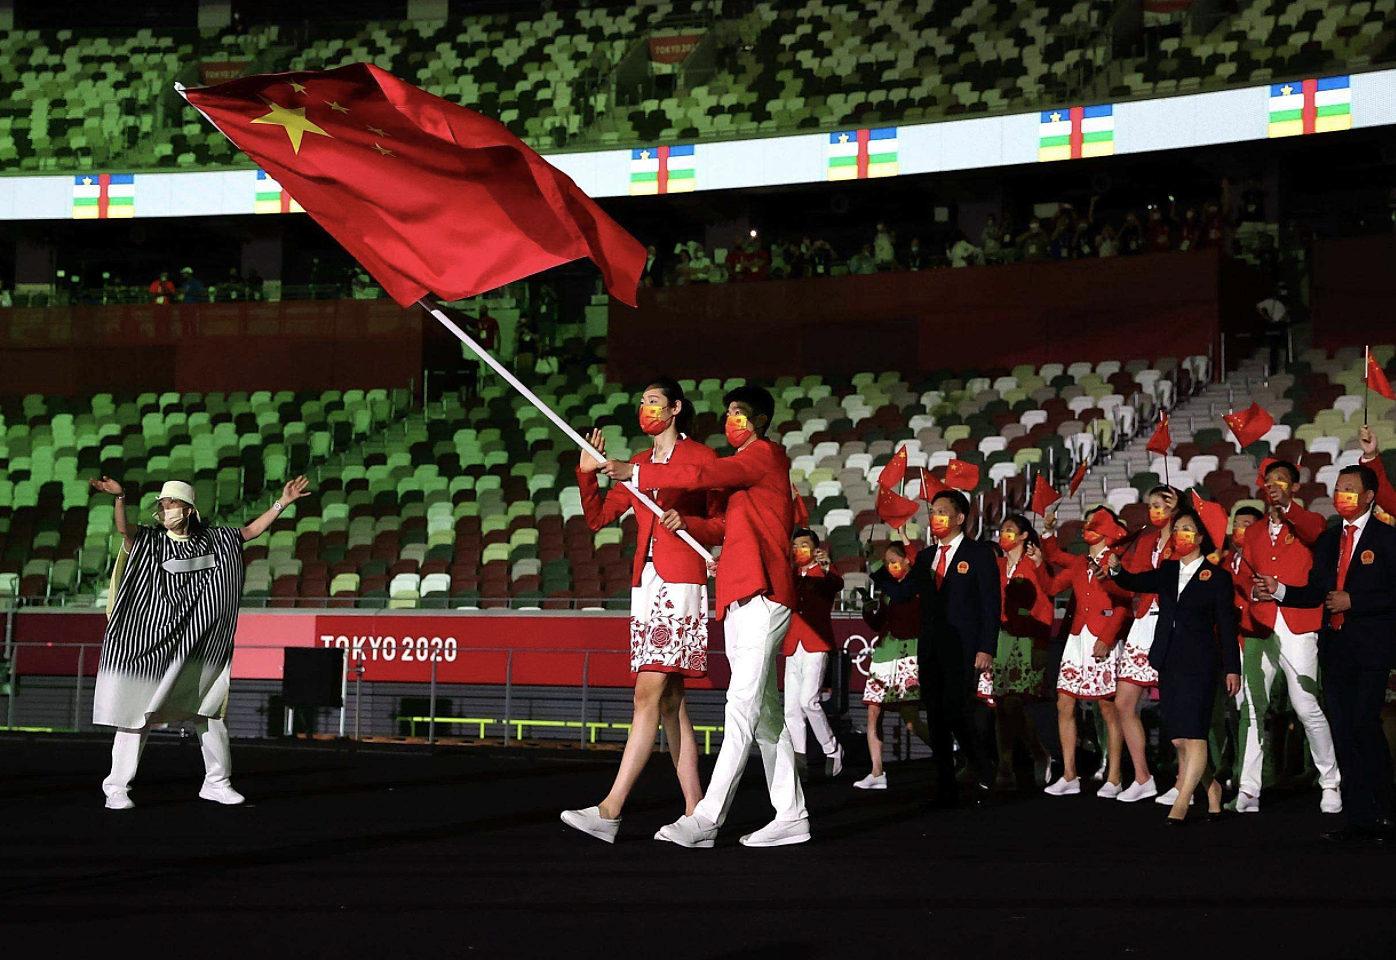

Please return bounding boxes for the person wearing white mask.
[89,474,311,810]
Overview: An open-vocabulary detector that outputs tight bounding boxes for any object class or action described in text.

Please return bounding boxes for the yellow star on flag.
[326,100,349,113]
[367,125,388,137]
[372,143,394,157]
[288,81,307,94]
[251,99,332,154]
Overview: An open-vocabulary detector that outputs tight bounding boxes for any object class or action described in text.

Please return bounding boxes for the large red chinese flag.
[1222,402,1274,449]
[875,486,920,530]
[1189,491,1228,552]
[1030,475,1061,516]
[1367,352,1396,400]
[877,446,909,490]
[917,467,947,502]
[945,459,980,491]
[791,483,810,527]
[181,64,645,307]
[1145,414,1172,455]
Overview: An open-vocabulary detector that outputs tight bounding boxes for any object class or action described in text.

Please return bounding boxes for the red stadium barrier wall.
[0,300,422,395]
[608,251,1229,382]
[1312,235,1396,349]
[10,608,882,692]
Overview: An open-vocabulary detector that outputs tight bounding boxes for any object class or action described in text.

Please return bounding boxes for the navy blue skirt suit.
[1112,559,1241,739]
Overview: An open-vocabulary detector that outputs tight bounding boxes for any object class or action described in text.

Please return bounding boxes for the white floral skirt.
[863,634,920,705]
[1056,628,1119,700]
[1117,613,1160,687]
[630,562,709,677]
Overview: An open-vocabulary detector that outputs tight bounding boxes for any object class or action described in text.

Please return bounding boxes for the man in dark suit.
[883,490,1001,805]
[1256,464,1396,842]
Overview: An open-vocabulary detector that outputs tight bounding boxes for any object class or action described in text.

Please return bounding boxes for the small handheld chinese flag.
[1145,413,1172,455]
[1254,456,1278,490]
[1222,402,1274,449]
[180,63,645,307]
[917,467,947,502]
[1085,509,1128,546]
[791,483,810,527]
[1367,350,1395,401]
[1189,491,1229,551]
[876,485,920,530]
[1069,461,1088,495]
[878,446,909,490]
[1030,475,1061,515]
[945,459,980,491]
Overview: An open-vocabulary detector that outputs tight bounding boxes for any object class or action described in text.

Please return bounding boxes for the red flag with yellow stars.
[1222,402,1274,449]
[945,459,980,491]
[1030,475,1061,516]
[791,483,810,527]
[180,64,645,307]
[1145,413,1172,455]
[1367,351,1395,400]
[917,467,947,502]
[875,486,920,530]
[877,446,909,490]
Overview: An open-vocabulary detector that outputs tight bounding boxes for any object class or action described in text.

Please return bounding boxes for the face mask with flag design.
[998,529,1019,552]
[793,545,812,565]
[1149,506,1170,528]
[1170,529,1199,556]
[1334,490,1364,520]
[930,514,952,539]
[886,558,909,580]
[638,403,670,436]
[724,412,753,448]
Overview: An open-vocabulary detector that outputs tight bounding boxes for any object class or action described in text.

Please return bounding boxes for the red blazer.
[784,563,843,655]
[1042,536,1132,645]
[575,436,724,587]
[1121,528,1170,621]
[1241,501,1325,635]
[1222,546,1269,642]
[1363,453,1396,517]
[637,438,797,619]
[1000,555,1053,648]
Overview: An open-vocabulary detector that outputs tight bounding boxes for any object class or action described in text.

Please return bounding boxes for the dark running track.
[1,734,1393,959]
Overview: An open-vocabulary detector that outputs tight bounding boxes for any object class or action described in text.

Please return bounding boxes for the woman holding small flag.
[784,528,845,779]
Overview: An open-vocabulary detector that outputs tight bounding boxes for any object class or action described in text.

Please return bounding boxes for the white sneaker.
[1044,777,1081,796]
[1091,760,1107,782]
[1118,777,1158,803]
[1155,786,1194,807]
[1320,787,1343,814]
[654,813,718,848]
[560,806,620,844]
[740,817,811,848]
[104,789,134,811]
[827,745,844,778]
[1097,781,1123,799]
[198,781,245,805]
[854,772,887,790]
[1233,792,1260,814]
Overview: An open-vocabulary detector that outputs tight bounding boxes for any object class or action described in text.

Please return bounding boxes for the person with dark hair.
[561,377,725,843]
[89,475,311,810]
[879,488,1001,806]
[977,514,1054,789]
[1113,485,1181,805]
[1257,463,1396,843]
[857,540,934,789]
[1233,457,1341,816]
[603,383,807,847]
[783,528,845,779]
[1108,509,1242,824]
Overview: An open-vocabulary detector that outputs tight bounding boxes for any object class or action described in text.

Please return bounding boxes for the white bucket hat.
[158,480,196,506]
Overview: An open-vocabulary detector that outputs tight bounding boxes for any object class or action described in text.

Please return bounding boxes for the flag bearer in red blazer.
[561,377,725,844]
[603,384,807,848]
[1236,458,1342,816]
[783,528,845,779]
[1039,507,1133,797]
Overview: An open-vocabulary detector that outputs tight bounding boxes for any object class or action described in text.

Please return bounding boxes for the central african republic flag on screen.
[1267,76,1351,137]
[1038,105,1114,161]
[827,128,898,180]
[629,145,696,195]
[72,173,135,219]
[254,169,305,214]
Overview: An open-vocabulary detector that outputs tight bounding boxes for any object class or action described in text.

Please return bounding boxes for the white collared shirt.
[1177,554,1205,597]
[934,532,965,573]
[1273,507,1373,601]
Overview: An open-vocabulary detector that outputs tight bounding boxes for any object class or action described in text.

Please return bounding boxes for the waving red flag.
[1069,461,1089,495]
[1030,475,1061,516]
[877,446,909,490]
[1222,402,1274,449]
[1145,414,1172,455]
[1368,351,1395,400]
[1254,456,1278,490]
[1085,509,1128,546]
[917,467,947,502]
[791,483,810,527]
[180,63,645,307]
[1189,491,1229,551]
[876,485,920,530]
[945,459,980,491]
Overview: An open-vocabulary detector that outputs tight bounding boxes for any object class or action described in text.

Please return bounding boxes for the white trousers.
[783,647,839,759]
[1237,618,1341,797]
[102,718,234,798]
[695,596,807,826]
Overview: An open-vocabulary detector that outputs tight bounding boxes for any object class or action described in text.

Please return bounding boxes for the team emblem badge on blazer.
[956,561,969,574]
[1361,550,1375,565]
[1285,534,1294,544]
[1199,569,1212,581]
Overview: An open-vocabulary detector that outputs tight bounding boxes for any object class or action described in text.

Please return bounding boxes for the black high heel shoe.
[1207,811,1224,822]
[1165,816,1188,828]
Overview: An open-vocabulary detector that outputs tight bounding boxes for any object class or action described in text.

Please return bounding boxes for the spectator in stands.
[1049,210,1076,260]
[641,244,661,287]
[178,266,207,303]
[856,541,933,790]
[1179,206,1202,251]
[89,474,311,811]
[978,516,1054,790]
[873,222,898,271]
[946,230,982,268]
[783,529,845,780]
[605,385,810,848]
[904,236,928,271]
[1256,464,1396,843]
[1040,507,1132,798]
[673,249,694,284]
[1256,287,1292,374]
[561,378,724,844]
[219,266,244,302]
[1146,201,1175,253]
[731,237,769,282]
[1071,218,1096,258]
[847,244,877,275]
[1199,188,1231,251]
[246,268,264,301]
[148,271,176,305]
[1109,509,1241,824]
[807,239,836,277]
[1017,218,1048,261]
[1096,222,1118,258]
[1117,211,1145,255]
[980,215,1004,264]
[687,246,714,283]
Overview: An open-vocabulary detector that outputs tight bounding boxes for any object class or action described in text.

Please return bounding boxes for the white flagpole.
[419,301,714,563]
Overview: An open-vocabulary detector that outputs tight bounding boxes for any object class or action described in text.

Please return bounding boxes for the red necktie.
[935,545,950,587]
[1332,523,1357,630]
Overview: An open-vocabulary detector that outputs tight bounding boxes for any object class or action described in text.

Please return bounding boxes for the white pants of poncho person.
[102,718,234,799]
[1236,617,1340,798]
[783,646,839,759]
[694,595,807,827]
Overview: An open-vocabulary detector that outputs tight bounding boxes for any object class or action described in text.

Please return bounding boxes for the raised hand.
[579,429,607,473]
[90,476,124,496]
[1359,423,1377,459]
[813,546,831,567]
[601,459,634,482]
[1042,509,1058,535]
[281,475,312,503]
[1024,542,1044,567]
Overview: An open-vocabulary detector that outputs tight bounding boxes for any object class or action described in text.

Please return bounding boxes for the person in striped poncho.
[89,475,310,810]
